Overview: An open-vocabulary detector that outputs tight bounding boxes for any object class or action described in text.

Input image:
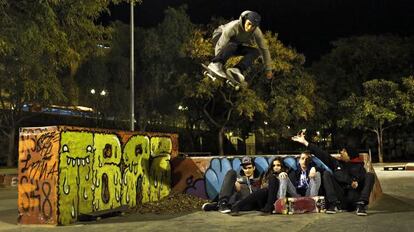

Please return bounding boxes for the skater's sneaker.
[218,200,231,214]
[356,201,368,216]
[207,62,226,78]
[227,67,245,83]
[202,202,218,211]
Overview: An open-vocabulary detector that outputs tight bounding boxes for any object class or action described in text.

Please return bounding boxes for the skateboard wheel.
[235,86,240,91]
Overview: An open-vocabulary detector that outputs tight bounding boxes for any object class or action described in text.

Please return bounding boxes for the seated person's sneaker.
[227,67,245,83]
[260,204,274,215]
[356,201,368,216]
[229,205,241,216]
[325,201,339,214]
[218,200,231,214]
[202,202,218,211]
[207,62,226,78]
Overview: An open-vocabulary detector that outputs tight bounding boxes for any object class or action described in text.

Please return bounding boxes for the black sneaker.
[325,204,337,214]
[356,202,368,216]
[202,202,218,211]
[260,204,274,215]
[229,207,241,216]
[218,201,231,214]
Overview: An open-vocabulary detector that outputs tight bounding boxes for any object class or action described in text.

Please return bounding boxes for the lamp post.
[130,0,135,131]
[90,88,108,128]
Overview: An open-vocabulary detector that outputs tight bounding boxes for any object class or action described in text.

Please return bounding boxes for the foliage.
[0,0,127,166]
[338,79,402,162]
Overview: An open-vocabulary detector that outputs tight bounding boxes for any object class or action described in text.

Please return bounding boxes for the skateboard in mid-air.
[201,63,242,91]
[274,196,326,214]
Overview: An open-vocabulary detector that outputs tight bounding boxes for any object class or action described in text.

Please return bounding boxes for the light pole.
[90,89,108,128]
[130,0,135,131]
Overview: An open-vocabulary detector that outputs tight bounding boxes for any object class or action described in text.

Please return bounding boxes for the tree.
[133,6,194,131]
[338,79,402,163]
[310,35,414,138]
[181,25,319,154]
[0,0,125,166]
[399,76,414,121]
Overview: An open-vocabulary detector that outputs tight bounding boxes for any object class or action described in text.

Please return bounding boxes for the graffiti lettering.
[19,127,177,225]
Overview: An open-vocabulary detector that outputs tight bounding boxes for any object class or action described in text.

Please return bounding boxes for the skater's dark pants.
[212,41,260,72]
[323,171,375,210]
[219,170,250,204]
[233,175,280,211]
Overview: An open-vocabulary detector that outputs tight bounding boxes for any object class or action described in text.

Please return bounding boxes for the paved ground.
[0,164,413,232]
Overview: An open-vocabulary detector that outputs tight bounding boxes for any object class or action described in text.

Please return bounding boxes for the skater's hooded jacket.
[308,143,367,189]
[212,10,272,72]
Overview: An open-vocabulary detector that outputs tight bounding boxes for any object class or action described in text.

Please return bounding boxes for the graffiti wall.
[171,156,271,201]
[18,126,177,225]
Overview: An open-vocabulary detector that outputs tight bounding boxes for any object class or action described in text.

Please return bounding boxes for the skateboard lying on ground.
[274,196,326,214]
[78,205,129,221]
[201,63,241,91]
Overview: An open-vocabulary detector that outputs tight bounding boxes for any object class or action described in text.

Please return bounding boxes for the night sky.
[101,0,414,64]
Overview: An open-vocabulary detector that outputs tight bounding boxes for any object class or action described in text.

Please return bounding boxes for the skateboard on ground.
[201,63,241,91]
[78,205,129,221]
[274,196,326,214]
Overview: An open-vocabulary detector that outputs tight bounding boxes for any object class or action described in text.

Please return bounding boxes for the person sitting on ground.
[202,156,261,213]
[206,10,273,84]
[287,152,322,197]
[292,131,375,216]
[230,157,296,215]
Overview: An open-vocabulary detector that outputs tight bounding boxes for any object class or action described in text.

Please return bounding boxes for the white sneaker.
[207,62,226,78]
[227,68,245,83]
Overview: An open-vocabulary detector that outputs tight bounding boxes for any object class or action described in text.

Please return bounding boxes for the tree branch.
[219,89,233,106]
[203,100,220,128]
[382,123,400,132]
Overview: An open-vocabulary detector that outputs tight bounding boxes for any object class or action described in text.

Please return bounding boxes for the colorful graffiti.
[172,156,271,200]
[18,127,60,224]
[18,126,177,225]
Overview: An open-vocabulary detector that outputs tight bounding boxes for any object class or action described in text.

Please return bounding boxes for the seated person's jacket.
[236,171,262,194]
[308,143,366,189]
[287,160,321,195]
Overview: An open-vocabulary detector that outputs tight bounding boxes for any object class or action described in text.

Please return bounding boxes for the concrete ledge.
[405,163,414,171]
[0,174,18,188]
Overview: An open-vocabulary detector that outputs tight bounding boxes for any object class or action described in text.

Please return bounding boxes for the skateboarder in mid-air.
[205,10,273,84]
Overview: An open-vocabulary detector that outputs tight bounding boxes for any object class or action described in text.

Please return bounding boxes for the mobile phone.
[297,129,306,136]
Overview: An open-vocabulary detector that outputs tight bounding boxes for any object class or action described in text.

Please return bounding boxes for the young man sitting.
[292,132,375,216]
[202,156,261,213]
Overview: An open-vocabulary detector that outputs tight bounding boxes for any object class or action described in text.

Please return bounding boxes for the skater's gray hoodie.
[212,11,272,72]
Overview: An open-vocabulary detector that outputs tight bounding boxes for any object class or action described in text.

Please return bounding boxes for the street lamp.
[130,0,135,131]
[90,88,108,128]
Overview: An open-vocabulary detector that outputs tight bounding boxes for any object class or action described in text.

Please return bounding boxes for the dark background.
[100,0,414,64]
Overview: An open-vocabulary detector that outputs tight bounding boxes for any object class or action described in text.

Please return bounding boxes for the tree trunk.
[378,128,384,163]
[7,128,16,167]
[218,127,225,156]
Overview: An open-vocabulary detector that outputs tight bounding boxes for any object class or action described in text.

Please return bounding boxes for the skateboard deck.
[274,196,325,214]
[78,205,129,221]
[201,63,241,90]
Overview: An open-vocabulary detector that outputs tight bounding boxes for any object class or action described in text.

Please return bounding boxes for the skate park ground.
[0,163,413,232]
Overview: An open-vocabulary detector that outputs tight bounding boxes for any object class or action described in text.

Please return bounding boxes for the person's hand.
[351,181,358,189]
[265,70,273,80]
[279,172,288,179]
[291,132,309,147]
[309,167,316,178]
